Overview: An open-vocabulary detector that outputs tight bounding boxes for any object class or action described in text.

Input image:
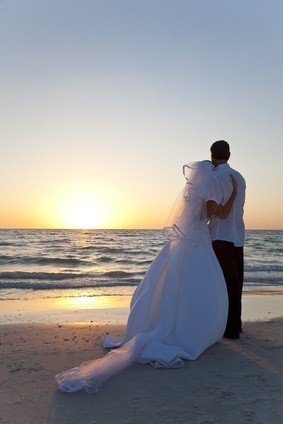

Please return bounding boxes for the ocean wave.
[0,276,281,291]
[0,229,282,294]
[245,265,283,272]
[80,246,152,256]
[0,271,85,280]
[125,248,151,254]
[81,246,123,253]
[0,256,89,266]
[244,276,282,284]
[96,255,113,263]
[103,270,145,278]
[38,238,71,244]
[0,279,141,290]
[115,258,152,265]
[0,269,144,281]
[136,259,154,265]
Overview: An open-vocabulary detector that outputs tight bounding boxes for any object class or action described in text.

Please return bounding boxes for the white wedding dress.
[56,161,228,394]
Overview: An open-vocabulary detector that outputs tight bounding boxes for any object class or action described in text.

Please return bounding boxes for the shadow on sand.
[47,318,282,424]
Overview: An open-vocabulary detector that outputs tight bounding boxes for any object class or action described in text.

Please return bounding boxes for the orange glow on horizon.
[0,181,282,230]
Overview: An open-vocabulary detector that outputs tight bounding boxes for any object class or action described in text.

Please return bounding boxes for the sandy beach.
[0,294,282,424]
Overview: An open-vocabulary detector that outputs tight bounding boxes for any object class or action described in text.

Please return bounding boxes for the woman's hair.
[210,140,230,160]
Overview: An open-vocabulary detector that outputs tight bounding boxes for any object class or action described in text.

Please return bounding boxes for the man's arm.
[207,175,237,219]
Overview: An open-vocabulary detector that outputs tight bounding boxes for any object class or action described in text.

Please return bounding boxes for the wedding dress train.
[56,161,228,394]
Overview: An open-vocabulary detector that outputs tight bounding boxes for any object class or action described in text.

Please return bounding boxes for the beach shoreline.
[1,292,282,423]
[0,291,282,325]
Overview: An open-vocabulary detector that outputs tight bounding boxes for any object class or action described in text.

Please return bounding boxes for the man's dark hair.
[210,140,230,160]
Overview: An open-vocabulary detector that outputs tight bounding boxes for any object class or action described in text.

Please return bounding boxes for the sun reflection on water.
[55,294,130,310]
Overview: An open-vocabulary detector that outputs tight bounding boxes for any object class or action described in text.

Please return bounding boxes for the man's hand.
[206,200,218,218]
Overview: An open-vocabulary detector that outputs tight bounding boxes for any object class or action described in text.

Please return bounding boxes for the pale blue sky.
[1,0,282,228]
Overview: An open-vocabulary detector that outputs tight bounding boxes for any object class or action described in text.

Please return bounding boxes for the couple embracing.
[56,140,246,394]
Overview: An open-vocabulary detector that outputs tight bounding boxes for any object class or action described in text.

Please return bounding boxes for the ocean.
[0,229,282,300]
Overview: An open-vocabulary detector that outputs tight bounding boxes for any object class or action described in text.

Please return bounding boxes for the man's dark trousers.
[212,240,244,334]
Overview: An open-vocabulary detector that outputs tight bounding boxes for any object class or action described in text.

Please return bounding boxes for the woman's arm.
[207,175,237,219]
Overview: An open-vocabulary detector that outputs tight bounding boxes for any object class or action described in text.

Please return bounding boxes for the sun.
[67,199,100,228]
[64,196,105,229]
[39,183,117,229]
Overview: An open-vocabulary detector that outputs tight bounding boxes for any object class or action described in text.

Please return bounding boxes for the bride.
[56,160,236,394]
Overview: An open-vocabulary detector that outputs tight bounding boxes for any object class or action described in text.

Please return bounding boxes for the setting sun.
[33,182,118,229]
[64,197,104,229]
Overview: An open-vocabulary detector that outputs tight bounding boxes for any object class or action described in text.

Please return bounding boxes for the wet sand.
[1,292,283,325]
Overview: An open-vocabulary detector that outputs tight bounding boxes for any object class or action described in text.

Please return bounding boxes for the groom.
[208,140,246,339]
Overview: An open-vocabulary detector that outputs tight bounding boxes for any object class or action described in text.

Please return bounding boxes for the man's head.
[210,140,230,166]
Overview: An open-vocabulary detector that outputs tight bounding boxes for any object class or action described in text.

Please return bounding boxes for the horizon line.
[0,227,282,231]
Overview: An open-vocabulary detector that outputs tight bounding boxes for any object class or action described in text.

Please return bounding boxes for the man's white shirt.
[208,164,246,247]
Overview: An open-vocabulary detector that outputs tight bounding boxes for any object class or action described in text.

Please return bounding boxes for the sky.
[1,0,282,229]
